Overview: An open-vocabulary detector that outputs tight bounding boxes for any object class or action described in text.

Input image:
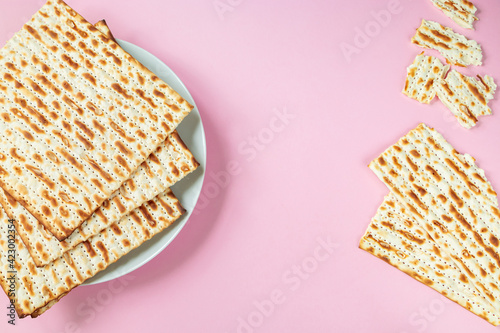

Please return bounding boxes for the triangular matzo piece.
[0,188,185,318]
[360,193,500,325]
[94,19,116,41]
[369,123,500,314]
[435,70,496,129]
[3,20,199,267]
[0,0,193,240]
[403,52,449,104]
[411,19,482,67]
[4,131,198,267]
[430,0,478,29]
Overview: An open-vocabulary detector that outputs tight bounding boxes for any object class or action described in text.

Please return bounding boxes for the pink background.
[2,0,500,332]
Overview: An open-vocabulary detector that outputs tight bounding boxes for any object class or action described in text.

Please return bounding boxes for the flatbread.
[369,123,500,318]
[435,70,496,129]
[0,20,199,266]
[411,19,482,67]
[0,188,185,318]
[360,193,500,325]
[94,19,116,41]
[0,0,193,240]
[5,131,198,266]
[430,0,478,29]
[402,52,449,104]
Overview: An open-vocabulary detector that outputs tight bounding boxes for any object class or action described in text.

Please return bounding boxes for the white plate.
[82,40,206,285]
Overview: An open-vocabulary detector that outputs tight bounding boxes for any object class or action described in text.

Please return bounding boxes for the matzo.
[4,20,199,266]
[94,19,116,41]
[360,193,500,325]
[0,187,185,318]
[430,0,478,29]
[435,70,496,129]
[369,123,500,316]
[411,19,482,67]
[0,0,193,240]
[402,52,449,104]
[7,131,198,266]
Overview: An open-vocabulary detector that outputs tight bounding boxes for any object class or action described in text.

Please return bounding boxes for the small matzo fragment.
[411,19,482,67]
[369,123,500,320]
[360,193,500,325]
[403,53,449,104]
[435,70,496,129]
[430,0,478,29]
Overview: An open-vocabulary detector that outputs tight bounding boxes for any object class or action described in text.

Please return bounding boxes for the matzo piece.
[4,20,199,266]
[369,123,500,315]
[94,19,116,41]
[411,19,482,67]
[430,0,478,29]
[435,70,496,129]
[360,193,500,325]
[403,52,449,104]
[5,131,198,266]
[0,188,185,318]
[0,0,193,240]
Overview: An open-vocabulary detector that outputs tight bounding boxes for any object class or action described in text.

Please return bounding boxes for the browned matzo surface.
[0,0,193,240]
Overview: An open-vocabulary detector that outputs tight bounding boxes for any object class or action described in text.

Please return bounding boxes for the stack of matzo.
[0,0,200,318]
[360,123,500,325]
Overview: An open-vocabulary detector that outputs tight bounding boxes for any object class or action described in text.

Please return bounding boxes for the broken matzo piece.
[430,0,478,29]
[411,19,482,67]
[403,52,449,104]
[360,193,500,325]
[435,70,496,129]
